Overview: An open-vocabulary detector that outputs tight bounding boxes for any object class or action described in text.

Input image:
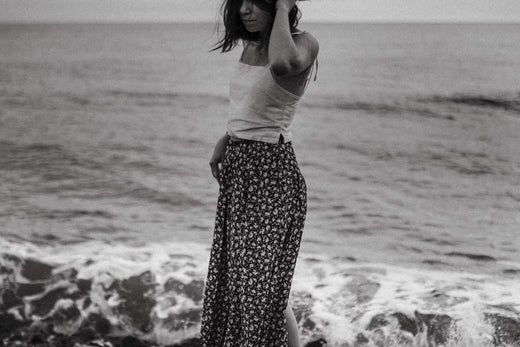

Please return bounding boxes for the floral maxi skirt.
[200,139,307,347]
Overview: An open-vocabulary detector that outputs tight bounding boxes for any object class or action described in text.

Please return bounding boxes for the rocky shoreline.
[2,254,520,346]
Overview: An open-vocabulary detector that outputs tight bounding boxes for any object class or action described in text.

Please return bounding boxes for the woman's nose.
[239,0,252,17]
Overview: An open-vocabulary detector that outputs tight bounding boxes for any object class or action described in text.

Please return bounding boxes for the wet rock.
[27,321,53,342]
[367,313,389,330]
[8,332,23,343]
[302,317,316,330]
[31,287,69,317]
[3,253,21,265]
[164,278,204,303]
[118,335,147,347]
[415,311,454,345]
[21,258,53,281]
[116,272,156,333]
[0,265,14,275]
[121,271,155,295]
[304,338,327,347]
[16,282,46,297]
[83,296,92,309]
[356,333,369,344]
[0,313,29,339]
[167,337,202,347]
[52,304,81,325]
[52,268,78,283]
[77,278,93,293]
[79,313,112,336]
[184,280,204,303]
[164,308,201,330]
[94,317,112,336]
[30,333,45,344]
[391,312,418,336]
[485,313,520,345]
[73,326,97,342]
[51,333,74,347]
[1,288,23,310]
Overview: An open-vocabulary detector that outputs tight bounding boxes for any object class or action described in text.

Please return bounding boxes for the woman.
[200,0,318,346]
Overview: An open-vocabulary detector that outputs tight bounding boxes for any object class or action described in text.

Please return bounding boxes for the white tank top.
[226,61,302,144]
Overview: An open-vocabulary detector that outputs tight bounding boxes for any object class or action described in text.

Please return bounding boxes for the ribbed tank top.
[226,61,302,144]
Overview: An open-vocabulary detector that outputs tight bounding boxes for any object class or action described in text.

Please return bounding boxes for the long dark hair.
[212,0,301,53]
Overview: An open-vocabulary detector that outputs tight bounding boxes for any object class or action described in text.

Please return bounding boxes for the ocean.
[1,22,520,346]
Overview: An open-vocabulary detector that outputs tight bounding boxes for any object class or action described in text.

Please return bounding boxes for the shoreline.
[2,238,520,346]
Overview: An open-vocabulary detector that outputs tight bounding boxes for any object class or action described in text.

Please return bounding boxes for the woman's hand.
[209,134,229,185]
[275,0,297,12]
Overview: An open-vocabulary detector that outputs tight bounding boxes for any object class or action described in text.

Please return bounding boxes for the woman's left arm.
[268,0,319,77]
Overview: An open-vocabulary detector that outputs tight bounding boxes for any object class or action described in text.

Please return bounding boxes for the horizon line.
[1,19,519,25]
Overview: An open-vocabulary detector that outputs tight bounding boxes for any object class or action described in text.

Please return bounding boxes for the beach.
[1,22,520,346]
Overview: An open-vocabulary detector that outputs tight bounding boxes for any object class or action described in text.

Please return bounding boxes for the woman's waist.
[228,134,291,145]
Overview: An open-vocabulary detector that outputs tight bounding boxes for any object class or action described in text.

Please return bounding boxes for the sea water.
[1,22,520,346]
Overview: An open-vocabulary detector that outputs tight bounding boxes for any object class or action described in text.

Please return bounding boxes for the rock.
[163,308,201,330]
[94,317,112,336]
[77,278,92,293]
[80,313,112,336]
[1,288,23,310]
[30,333,45,344]
[8,333,23,343]
[21,259,53,281]
[52,304,81,325]
[415,311,454,345]
[164,278,204,303]
[167,337,202,347]
[391,312,418,336]
[118,335,147,347]
[16,282,46,297]
[31,287,69,317]
[304,338,327,347]
[51,333,74,347]
[3,253,21,265]
[184,280,204,303]
[485,313,520,345]
[83,296,92,309]
[0,313,29,339]
[0,265,13,275]
[302,317,316,330]
[367,313,389,330]
[116,272,156,333]
[121,271,155,295]
[356,333,369,344]
[73,326,97,342]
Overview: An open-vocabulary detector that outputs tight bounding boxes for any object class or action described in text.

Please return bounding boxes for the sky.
[1,0,520,23]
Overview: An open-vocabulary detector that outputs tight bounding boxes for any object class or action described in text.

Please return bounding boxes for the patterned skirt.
[200,138,307,347]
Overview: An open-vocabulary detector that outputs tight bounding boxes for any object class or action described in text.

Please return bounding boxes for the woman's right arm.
[209,133,230,185]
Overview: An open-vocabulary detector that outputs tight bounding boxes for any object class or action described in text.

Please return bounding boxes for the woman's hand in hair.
[209,134,229,185]
[275,0,297,12]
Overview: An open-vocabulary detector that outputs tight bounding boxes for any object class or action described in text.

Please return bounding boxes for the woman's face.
[239,0,275,33]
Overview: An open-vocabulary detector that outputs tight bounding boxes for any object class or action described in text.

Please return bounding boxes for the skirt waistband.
[229,134,290,145]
